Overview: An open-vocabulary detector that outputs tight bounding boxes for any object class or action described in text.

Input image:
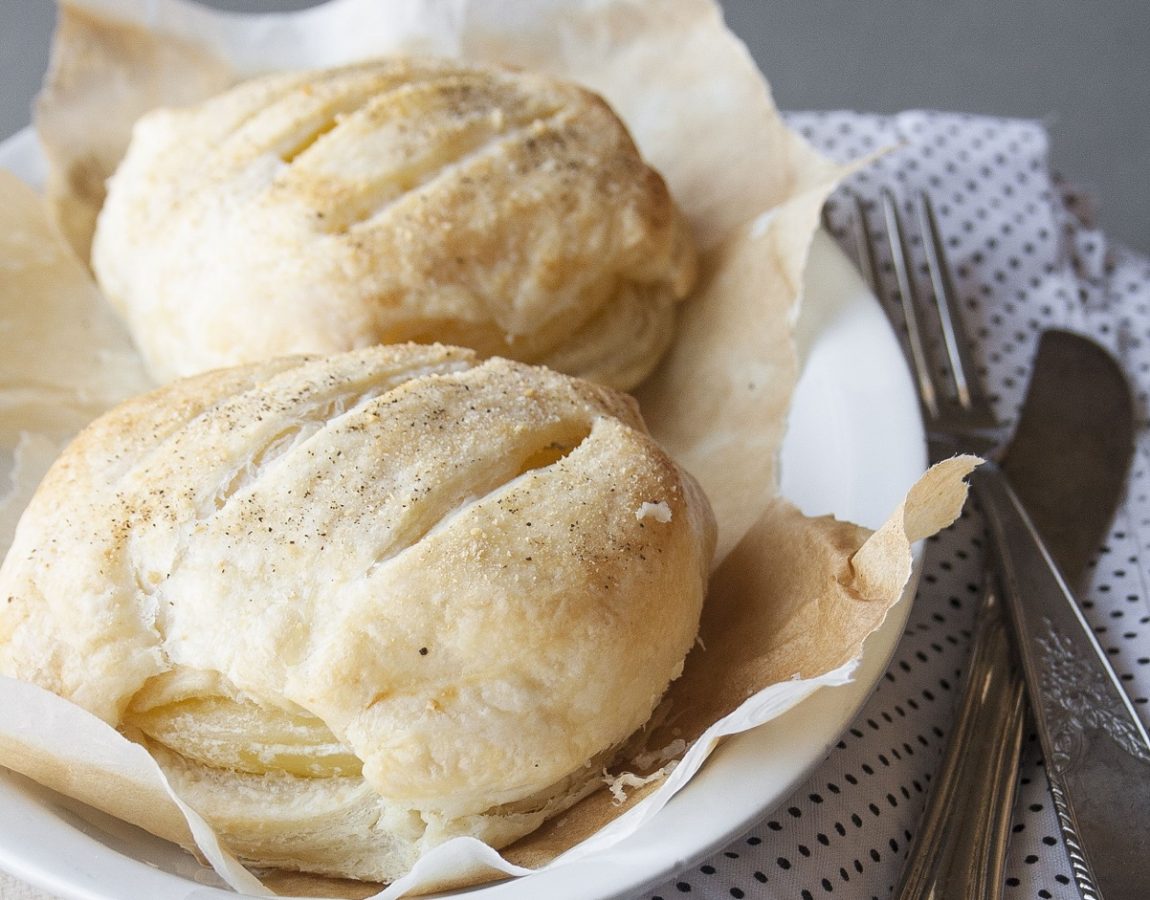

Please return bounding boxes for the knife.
[978,331,1148,899]
[896,329,1136,900]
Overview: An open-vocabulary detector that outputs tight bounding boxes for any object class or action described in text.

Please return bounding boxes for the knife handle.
[975,463,1150,900]
[895,583,1025,900]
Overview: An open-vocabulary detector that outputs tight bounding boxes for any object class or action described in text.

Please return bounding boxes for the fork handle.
[895,583,1025,900]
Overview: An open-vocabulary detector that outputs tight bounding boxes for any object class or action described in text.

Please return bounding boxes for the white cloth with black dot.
[639,111,1150,900]
[2,112,1147,900]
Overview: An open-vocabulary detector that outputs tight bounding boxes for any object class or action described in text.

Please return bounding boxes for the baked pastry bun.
[91,58,697,390]
[0,344,715,883]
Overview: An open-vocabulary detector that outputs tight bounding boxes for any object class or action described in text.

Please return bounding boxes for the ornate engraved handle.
[895,584,1025,900]
[975,462,1150,900]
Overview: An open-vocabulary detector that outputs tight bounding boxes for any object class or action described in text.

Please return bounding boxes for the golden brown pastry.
[91,58,697,390]
[0,343,714,882]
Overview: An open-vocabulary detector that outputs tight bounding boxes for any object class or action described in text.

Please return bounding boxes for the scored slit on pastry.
[274,74,569,233]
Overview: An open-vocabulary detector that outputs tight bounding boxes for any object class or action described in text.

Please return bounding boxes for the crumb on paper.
[603,764,676,805]
[636,500,672,523]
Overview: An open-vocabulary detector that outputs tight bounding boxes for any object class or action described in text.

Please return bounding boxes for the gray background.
[0,1,1147,247]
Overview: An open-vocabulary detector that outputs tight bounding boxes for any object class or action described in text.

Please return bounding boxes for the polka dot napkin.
[640,111,1150,900]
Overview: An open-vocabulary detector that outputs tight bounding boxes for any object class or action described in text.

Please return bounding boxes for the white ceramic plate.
[0,127,926,900]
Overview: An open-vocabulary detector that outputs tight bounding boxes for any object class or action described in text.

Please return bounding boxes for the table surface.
[1,0,1147,252]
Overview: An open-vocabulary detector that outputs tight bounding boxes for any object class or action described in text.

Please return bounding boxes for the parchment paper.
[0,1,978,897]
[0,169,150,550]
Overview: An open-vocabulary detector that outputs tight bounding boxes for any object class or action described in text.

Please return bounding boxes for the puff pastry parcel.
[0,344,715,882]
[92,58,697,390]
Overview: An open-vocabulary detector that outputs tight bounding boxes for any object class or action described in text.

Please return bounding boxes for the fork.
[834,191,1028,900]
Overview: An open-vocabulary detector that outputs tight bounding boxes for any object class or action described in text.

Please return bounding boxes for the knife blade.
[978,330,1147,899]
[1000,330,1134,577]
[897,329,1135,900]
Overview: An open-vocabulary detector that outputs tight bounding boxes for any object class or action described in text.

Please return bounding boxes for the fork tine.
[916,193,987,413]
[820,202,834,238]
[880,189,940,419]
[849,194,879,292]
[822,197,878,292]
